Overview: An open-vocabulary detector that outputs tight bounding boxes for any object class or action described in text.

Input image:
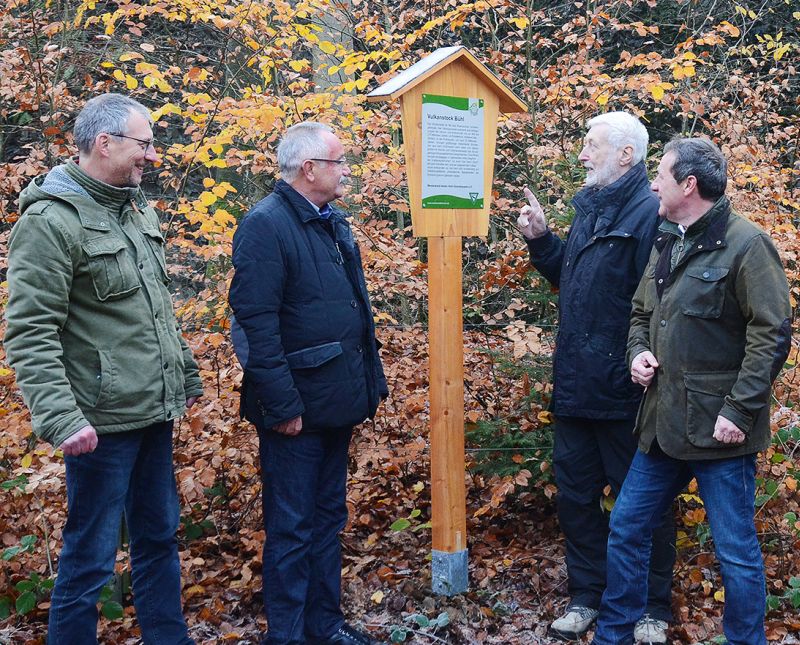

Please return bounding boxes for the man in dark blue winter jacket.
[229,122,388,645]
[516,112,675,643]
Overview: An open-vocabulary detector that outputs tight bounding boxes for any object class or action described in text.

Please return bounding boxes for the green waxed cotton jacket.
[627,197,791,460]
[4,161,203,448]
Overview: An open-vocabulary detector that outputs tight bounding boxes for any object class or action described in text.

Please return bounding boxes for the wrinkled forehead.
[584,123,610,145]
[125,110,154,137]
[322,131,345,157]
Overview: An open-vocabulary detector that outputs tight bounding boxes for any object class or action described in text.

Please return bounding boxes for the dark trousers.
[258,426,352,645]
[552,416,675,621]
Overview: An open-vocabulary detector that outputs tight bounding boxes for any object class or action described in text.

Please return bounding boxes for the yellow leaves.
[212,182,237,198]
[205,159,227,168]
[100,61,115,68]
[537,411,553,425]
[20,453,32,469]
[288,60,308,72]
[734,5,757,20]
[184,67,210,83]
[151,102,182,122]
[186,93,213,106]
[199,191,218,207]
[370,590,384,604]
[319,41,336,55]
[672,64,695,79]
[648,81,673,101]
[717,21,741,38]
[119,51,143,62]
[294,23,320,43]
[595,92,610,106]
[341,77,370,93]
[714,587,726,602]
[112,69,138,89]
[509,16,529,29]
[203,178,216,188]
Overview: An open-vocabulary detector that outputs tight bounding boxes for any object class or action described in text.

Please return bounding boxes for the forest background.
[0,0,799,643]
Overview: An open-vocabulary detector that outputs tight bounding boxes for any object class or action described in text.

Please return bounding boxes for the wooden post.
[366,46,526,596]
[428,236,468,592]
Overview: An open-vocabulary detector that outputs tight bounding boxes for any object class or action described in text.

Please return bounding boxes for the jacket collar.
[274,179,345,223]
[654,196,730,254]
[652,196,731,299]
[573,161,650,232]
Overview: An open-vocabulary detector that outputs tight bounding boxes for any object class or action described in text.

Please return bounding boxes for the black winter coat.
[229,180,388,431]
[526,162,659,419]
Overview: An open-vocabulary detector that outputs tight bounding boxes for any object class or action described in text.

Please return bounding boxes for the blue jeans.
[258,427,352,645]
[593,444,765,645]
[48,421,193,645]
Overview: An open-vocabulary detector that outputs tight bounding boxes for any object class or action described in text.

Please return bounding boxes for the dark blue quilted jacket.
[229,180,387,430]
[526,162,658,419]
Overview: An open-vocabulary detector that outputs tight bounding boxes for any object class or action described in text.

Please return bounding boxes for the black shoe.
[316,623,379,645]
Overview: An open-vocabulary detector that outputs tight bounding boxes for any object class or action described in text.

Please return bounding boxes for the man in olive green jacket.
[591,138,791,645]
[4,93,202,644]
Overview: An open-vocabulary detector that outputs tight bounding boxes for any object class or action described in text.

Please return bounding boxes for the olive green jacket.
[4,160,203,447]
[627,197,791,460]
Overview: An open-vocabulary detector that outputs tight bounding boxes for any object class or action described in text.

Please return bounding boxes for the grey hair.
[73,93,151,153]
[277,122,334,182]
[664,137,727,201]
[586,111,649,164]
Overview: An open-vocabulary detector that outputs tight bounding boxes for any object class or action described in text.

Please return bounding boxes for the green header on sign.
[422,94,484,110]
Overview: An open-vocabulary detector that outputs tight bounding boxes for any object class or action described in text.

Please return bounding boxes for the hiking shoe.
[548,606,600,640]
[634,614,669,644]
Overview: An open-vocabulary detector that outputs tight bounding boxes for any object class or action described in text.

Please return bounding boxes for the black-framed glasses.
[109,132,155,152]
[308,157,348,165]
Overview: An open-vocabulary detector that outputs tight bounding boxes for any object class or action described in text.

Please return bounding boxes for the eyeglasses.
[308,158,348,166]
[109,132,156,152]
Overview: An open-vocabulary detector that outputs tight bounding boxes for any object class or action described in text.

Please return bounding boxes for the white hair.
[277,122,334,182]
[586,111,649,164]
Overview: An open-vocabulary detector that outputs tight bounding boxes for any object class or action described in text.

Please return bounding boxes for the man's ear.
[683,174,698,196]
[619,144,634,167]
[300,159,315,181]
[94,133,112,158]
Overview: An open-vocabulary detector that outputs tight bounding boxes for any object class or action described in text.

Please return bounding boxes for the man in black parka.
[229,122,387,645]
[516,112,675,642]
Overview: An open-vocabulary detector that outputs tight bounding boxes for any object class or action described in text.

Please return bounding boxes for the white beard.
[584,160,619,188]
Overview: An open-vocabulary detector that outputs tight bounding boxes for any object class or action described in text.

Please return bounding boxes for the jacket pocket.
[285,342,365,429]
[141,227,170,285]
[286,341,343,369]
[681,266,728,318]
[684,370,739,448]
[83,236,141,301]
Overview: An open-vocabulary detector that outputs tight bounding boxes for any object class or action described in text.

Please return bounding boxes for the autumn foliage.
[1,0,799,642]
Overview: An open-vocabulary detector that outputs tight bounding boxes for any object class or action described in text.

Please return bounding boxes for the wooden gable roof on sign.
[367,45,526,113]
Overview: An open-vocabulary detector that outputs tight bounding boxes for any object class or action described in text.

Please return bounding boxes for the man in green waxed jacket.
[4,93,202,645]
[591,138,791,645]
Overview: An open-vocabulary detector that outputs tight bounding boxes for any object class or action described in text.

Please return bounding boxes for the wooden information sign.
[367,46,526,595]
